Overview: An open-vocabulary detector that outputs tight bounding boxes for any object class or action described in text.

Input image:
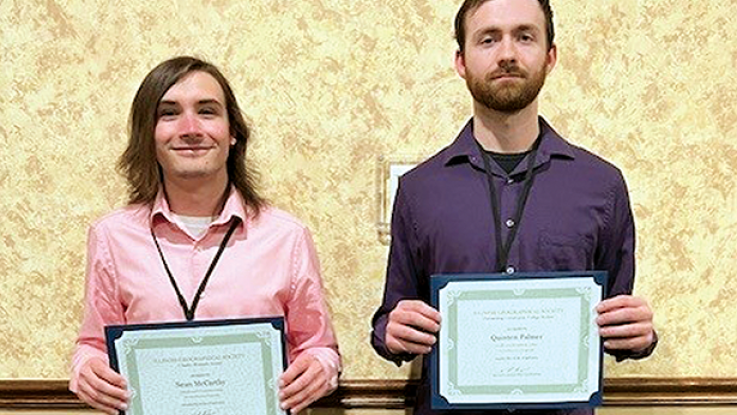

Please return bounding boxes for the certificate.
[430,271,607,411]
[105,317,288,415]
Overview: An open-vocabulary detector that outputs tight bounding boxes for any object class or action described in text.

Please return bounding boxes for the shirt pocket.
[535,229,594,271]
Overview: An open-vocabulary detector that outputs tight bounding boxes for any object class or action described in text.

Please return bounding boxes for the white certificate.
[105,318,287,415]
[430,272,605,410]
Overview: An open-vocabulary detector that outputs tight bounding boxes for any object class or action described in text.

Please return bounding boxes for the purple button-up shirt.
[371,117,637,415]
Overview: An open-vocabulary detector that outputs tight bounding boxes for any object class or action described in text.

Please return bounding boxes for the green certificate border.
[446,289,590,395]
[430,271,606,411]
[105,317,287,415]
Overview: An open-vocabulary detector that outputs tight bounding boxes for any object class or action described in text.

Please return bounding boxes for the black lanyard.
[477,137,541,273]
[151,217,241,321]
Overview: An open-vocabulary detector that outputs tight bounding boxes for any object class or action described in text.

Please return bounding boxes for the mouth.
[491,73,524,80]
[171,146,214,156]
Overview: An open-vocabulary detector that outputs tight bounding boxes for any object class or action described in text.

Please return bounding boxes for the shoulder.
[541,118,627,189]
[561,140,628,190]
[89,204,150,236]
[398,120,476,195]
[249,206,311,236]
[568,143,623,174]
[399,144,459,194]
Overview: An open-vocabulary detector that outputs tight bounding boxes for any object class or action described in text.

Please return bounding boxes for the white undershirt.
[172,214,214,239]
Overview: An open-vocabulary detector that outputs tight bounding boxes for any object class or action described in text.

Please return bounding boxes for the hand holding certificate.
[106,318,288,415]
[430,271,607,411]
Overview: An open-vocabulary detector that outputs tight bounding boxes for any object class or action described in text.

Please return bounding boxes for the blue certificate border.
[429,271,607,411]
[105,317,289,415]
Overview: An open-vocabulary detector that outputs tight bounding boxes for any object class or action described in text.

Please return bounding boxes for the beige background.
[1,0,736,387]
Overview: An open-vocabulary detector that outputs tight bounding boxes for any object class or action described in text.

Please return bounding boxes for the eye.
[480,36,496,45]
[199,106,221,117]
[157,108,178,119]
[519,33,534,42]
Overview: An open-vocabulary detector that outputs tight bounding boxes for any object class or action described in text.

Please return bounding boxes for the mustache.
[486,62,527,80]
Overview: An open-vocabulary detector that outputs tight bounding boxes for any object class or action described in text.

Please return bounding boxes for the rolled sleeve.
[285,226,341,387]
[598,173,657,360]
[597,172,636,298]
[69,224,125,392]
[371,182,423,364]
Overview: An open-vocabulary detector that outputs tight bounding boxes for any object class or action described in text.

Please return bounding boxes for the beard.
[465,60,547,113]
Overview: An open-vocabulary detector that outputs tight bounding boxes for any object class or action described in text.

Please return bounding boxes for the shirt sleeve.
[69,223,126,393]
[370,182,421,364]
[597,172,657,360]
[284,226,341,390]
[598,172,636,298]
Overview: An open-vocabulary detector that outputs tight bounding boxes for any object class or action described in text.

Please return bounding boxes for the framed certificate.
[430,271,607,411]
[105,317,288,415]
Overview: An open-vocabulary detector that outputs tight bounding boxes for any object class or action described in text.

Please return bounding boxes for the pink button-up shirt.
[70,189,340,392]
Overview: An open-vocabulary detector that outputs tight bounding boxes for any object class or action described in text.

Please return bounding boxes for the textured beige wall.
[1,0,736,382]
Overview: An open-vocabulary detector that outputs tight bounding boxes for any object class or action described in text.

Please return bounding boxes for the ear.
[454,50,467,79]
[545,43,558,75]
[230,136,236,146]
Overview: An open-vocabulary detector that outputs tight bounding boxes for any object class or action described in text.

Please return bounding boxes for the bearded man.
[370,1,657,414]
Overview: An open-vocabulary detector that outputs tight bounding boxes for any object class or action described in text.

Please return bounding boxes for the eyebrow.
[514,25,540,34]
[158,99,224,107]
[474,24,541,38]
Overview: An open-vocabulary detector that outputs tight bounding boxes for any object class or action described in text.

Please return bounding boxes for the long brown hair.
[118,56,266,216]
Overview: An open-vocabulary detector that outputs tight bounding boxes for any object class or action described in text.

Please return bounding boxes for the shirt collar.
[444,116,577,168]
[150,186,248,230]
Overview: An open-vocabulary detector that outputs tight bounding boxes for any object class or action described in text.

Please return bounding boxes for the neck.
[163,176,229,217]
[472,100,540,153]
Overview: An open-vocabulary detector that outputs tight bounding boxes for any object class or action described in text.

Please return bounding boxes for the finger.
[78,370,129,411]
[78,377,127,410]
[281,361,320,401]
[81,398,117,415]
[92,363,127,389]
[77,384,124,414]
[279,354,311,387]
[596,295,645,313]
[604,334,653,351]
[77,389,111,414]
[599,322,653,339]
[281,365,326,411]
[290,380,327,414]
[387,322,437,347]
[386,323,436,354]
[85,370,130,403]
[387,337,434,355]
[392,308,441,334]
[284,370,327,413]
[397,300,442,323]
[597,306,652,327]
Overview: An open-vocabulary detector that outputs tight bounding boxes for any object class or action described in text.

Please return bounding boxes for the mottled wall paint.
[1,0,735,380]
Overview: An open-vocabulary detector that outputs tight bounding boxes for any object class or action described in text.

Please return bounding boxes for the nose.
[497,36,517,63]
[178,112,203,139]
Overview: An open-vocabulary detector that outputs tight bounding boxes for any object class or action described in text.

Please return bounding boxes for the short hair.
[454,0,555,53]
[118,56,265,216]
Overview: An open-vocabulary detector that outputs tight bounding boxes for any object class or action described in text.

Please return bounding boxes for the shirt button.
[505,219,515,228]
[506,178,514,184]
[506,266,515,274]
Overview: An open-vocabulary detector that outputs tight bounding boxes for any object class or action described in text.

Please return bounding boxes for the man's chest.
[410,172,609,274]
